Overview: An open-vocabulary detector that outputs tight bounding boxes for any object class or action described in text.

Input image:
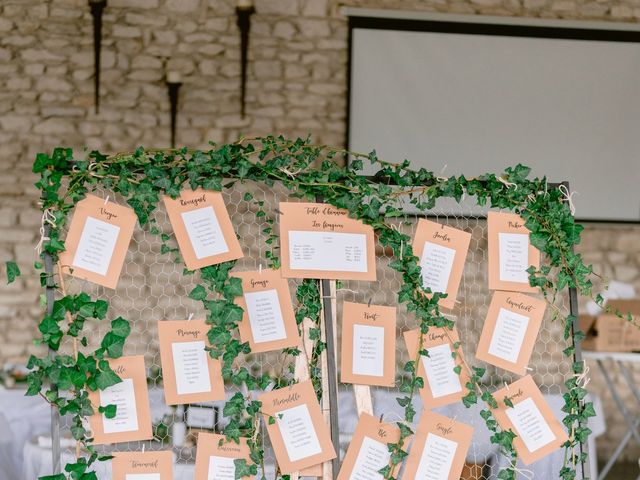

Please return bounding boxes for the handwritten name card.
[112,451,173,480]
[412,220,471,310]
[488,212,540,293]
[232,269,300,353]
[163,189,243,270]
[194,432,253,480]
[476,291,547,375]
[492,375,568,465]
[403,326,470,409]
[60,194,137,289]
[279,202,376,281]
[259,380,336,473]
[340,301,396,387]
[158,320,225,405]
[404,411,474,480]
[88,355,153,445]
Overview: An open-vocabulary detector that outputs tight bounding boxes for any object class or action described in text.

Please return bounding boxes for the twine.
[558,184,577,216]
[35,208,57,254]
[498,177,518,190]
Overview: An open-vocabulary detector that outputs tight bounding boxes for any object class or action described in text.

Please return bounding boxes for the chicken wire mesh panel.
[51,180,581,479]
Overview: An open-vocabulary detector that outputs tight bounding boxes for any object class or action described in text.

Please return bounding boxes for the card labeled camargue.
[403,326,470,409]
[412,219,471,310]
[488,211,540,293]
[88,355,153,445]
[259,380,336,474]
[279,202,376,281]
[340,301,396,387]
[492,375,569,465]
[157,320,225,405]
[60,194,137,289]
[163,189,243,270]
[112,450,173,480]
[403,410,474,480]
[194,432,253,480]
[336,412,400,480]
[476,291,547,375]
[232,269,300,353]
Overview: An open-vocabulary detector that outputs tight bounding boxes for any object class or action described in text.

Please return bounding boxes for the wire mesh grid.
[53,180,577,479]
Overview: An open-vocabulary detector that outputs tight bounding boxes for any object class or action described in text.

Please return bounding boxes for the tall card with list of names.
[279,202,376,281]
[60,194,137,289]
[194,432,253,480]
[157,320,225,405]
[163,189,243,271]
[112,450,173,480]
[88,355,153,444]
[492,375,569,465]
[259,380,336,474]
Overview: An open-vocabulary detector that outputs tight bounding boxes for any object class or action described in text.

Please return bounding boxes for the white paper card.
[351,436,391,480]
[499,232,529,283]
[420,242,456,294]
[244,289,287,343]
[276,404,322,462]
[352,324,385,377]
[99,378,139,434]
[288,230,367,273]
[72,216,120,276]
[505,397,556,453]
[125,474,161,480]
[208,455,236,480]
[415,433,458,480]
[488,308,530,363]
[181,206,229,259]
[421,343,462,398]
[172,340,212,395]
[186,406,215,429]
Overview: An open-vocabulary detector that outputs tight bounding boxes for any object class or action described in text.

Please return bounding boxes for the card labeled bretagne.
[259,380,336,474]
[163,188,243,270]
[194,432,253,480]
[60,194,137,289]
[112,450,173,480]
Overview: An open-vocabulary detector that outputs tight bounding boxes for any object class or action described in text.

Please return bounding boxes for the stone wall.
[1,0,639,463]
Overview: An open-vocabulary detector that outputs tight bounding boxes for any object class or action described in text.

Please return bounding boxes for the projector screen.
[348,12,640,221]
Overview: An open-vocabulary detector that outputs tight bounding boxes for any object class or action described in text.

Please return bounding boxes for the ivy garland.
[27,135,613,480]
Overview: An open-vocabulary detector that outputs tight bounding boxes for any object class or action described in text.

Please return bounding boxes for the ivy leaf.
[95,366,122,390]
[110,317,131,338]
[98,404,117,419]
[5,261,20,284]
[189,285,207,301]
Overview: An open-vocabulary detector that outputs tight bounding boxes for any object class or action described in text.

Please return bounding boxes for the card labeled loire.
[403,410,474,480]
[412,219,471,310]
[194,432,253,480]
[232,269,300,353]
[488,212,540,293]
[157,320,225,405]
[59,194,137,289]
[279,202,376,281]
[492,375,569,465]
[337,412,400,480]
[476,291,547,375]
[112,451,173,480]
[88,355,153,445]
[340,301,396,387]
[259,380,336,474]
[403,327,469,409]
[163,189,243,270]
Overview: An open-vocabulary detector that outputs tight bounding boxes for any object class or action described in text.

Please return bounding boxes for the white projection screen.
[347,11,640,222]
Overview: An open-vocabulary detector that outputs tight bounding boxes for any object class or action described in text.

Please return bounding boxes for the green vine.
[28,135,615,480]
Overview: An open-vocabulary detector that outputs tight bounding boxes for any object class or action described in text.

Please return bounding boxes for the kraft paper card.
[194,432,253,480]
[232,269,300,353]
[259,380,336,474]
[112,450,173,480]
[412,219,471,310]
[337,412,400,480]
[476,291,547,375]
[492,375,569,465]
[340,301,396,387]
[488,211,540,293]
[403,410,474,480]
[60,194,137,289]
[88,355,153,445]
[163,189,243,271]
[157,320,225,405]
[403,326,470,409]
[279,202,376,281]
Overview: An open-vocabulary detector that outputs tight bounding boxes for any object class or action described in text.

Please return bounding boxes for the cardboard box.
[581,300,640,352]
